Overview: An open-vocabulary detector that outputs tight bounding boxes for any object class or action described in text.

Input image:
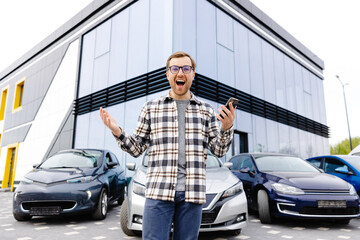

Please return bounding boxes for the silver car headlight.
[272,183,305,195]
[348,184,356,196]
[220,181,243,200]
[133,181,146,196]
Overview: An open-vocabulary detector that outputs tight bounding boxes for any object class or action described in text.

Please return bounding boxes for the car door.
[230,155,256,208]
[105,153,118,199]
[110,153,126,197]
[324,157,358,190]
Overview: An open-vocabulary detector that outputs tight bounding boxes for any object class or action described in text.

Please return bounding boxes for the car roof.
[235,152,296,158]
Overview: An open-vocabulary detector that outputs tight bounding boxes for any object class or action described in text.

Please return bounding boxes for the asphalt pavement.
[1,191,359,240]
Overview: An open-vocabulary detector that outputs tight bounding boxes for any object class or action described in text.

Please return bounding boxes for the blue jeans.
[142,191,203,240]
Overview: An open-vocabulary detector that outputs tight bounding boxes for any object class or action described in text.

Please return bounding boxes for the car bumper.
[270,193,360,219]
[127,191,248,232]
[13,181,102,216]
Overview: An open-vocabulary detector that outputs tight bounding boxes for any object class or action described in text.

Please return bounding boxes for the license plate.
[30,206,61,216]
[317,200,346,208]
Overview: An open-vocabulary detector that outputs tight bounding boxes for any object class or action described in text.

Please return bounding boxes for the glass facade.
[74,0,329,164]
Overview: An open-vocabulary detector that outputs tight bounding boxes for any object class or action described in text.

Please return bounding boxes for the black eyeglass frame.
[167,65,193,74]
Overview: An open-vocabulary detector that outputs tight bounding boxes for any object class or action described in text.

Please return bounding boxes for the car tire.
[92,188,108,220]
[257,189,272,224]
[120,197,140,236]
[13,212,32,221]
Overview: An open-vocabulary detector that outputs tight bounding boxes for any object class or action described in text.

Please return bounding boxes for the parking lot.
[1,191,360,240]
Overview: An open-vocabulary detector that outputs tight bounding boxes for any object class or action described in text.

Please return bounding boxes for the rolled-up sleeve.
[114,103,151,157]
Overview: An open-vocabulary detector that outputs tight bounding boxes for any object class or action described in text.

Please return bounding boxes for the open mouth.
[176,80,185,86]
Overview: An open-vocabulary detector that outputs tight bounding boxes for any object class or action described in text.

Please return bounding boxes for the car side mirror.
[107,161,118,169]
[240,167,250,173]
[223,162,233,169]
[126,162,136,171]
[335,166,353,175]
[33,163,39,168]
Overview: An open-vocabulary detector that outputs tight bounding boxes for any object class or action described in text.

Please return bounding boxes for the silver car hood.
[206,167,239,193]
[134,166,239,194]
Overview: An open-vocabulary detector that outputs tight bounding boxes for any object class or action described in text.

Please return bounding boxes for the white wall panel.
[274,49,286,108]
[127,0,149,79]
[294,62,305,116]
[148,0,173,71]
[173,0,196,57]
[266,119,279,153]
[95,19,111,58]
[217,45,235,86]
[249,31,264,99]
[284,56,296,112]
[234,23,250,93]
[78,31,95,98]
[109,9,129,86]
[216,9,234,51]
[196,0,217,79]
[262,41,276,104]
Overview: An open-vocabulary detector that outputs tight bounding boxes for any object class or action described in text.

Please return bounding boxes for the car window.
[254,155,318,172]
[308,158,322,168]
[338,155,360,171]
[240,156,254,171]
[229,156,241,170]
[110,153,120,164]
[40,150,100,169]
[324,158,348,173]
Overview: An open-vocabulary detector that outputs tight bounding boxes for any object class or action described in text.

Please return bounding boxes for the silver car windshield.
[254,155,319,172]
[39,150,101,169]
[143,152,222,169]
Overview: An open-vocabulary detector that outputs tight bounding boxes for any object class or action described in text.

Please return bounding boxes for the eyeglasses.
[168,65,193,74]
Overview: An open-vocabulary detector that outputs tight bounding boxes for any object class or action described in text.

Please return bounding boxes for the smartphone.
[219,97,239,119]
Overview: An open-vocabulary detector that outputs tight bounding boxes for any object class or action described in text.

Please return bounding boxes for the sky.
[0,0,359,146]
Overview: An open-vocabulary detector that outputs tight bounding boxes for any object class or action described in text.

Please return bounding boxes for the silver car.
[120,151,248,236]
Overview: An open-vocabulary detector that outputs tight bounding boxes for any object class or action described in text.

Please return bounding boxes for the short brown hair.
[166,51,196,71]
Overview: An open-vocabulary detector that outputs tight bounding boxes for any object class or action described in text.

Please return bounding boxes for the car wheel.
[120,197,140,236]
[257,189,272,224]
[13,212,32,221]
[92,188,108,220]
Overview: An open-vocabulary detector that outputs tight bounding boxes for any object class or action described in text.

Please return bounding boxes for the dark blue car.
[228,153,359,224]
[13,149,126,221]
[307,155,360,197]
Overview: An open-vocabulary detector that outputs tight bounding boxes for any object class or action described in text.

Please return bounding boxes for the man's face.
[166,56,195,100]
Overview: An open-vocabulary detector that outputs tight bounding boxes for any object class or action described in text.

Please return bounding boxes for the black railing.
[73,67,329,138]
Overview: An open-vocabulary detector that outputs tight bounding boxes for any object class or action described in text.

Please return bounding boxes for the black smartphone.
[219,97,239,119]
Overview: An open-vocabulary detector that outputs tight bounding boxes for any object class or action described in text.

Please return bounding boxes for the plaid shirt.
[116,92,233,204]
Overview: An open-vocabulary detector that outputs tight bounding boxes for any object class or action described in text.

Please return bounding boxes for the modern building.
[0,0,329,191]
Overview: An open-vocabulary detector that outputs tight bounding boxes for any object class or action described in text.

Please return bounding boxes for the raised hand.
[216,102,236,130]
[99,107,122,137]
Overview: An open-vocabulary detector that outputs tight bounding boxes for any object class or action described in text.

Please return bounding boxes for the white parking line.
[34,227,49,230]
[93,237,106,240]
[235,236,250,239]
[108,227,120,230]
[267,230,281,234]
[337,236,350,239]
[281,235,294,239]
[73,226,88,230]
[340,229,352,232]
[64,232,79,235]
[17,237,32,240]
[5,228,15,231]
[317,227,329,231]
[1,224,12,227]
[292,227,305,231]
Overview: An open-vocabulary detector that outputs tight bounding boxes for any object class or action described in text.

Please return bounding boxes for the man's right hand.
[99,107,122,137]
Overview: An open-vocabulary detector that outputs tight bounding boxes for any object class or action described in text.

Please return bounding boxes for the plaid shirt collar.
[161,91,201,105]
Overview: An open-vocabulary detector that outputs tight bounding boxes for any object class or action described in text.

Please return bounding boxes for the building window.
[1,143,19,192]
[13,78,25,113]
[0,87,8,120]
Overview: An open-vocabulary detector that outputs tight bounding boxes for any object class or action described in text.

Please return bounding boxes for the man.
[99,51,235,240]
